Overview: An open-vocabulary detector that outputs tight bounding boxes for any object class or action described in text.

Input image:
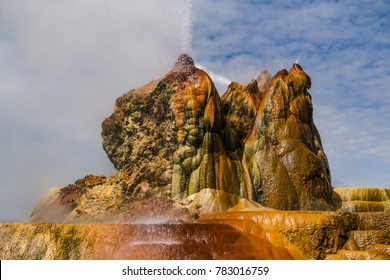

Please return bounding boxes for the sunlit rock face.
[169,55,244,201]
[242,64,334,210]
[101,76,179,196]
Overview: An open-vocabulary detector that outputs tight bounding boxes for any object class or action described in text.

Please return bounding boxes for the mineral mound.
[1,54,389,260]
[101,54,335,212]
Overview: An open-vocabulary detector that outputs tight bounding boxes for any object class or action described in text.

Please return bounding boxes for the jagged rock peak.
[289,63,311,89]
[169,53,196,81]
[175,53,195,67]
[246,79,260,94]
[256,69,271,94]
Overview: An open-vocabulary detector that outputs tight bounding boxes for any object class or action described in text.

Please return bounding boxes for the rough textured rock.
[202,211,351,259]
[221,80,263,149]
[32,55,338,226]
[101,78,179,195]
[242,64,334,210]
[334,188,390,212]
[31,56,336,220]
[256,69,272,96]
[30,174,197,224]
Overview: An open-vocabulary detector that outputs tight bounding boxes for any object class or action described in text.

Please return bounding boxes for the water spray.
[181,0,193,55]
[295,53,305,65]
[195,63,232,86]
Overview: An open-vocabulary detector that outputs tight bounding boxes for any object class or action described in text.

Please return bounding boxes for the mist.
[0,0,192,221]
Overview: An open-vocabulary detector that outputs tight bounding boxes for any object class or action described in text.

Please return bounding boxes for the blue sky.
[0,0,389,221]
[192,0,390,188]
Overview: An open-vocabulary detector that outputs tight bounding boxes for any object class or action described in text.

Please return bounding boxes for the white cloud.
[0,0,192,221]
[192,0,390,188]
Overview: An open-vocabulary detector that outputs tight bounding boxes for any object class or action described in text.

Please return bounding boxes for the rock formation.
[242,64,333,210]
[101,54,246,211]
[1,54,389,260]
[102,54,335,211]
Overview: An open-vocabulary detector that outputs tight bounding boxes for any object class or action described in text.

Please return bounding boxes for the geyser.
[1,54,389,260]
[180,0,193,54]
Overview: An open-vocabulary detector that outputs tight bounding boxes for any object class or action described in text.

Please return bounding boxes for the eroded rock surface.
[31,55,339,227]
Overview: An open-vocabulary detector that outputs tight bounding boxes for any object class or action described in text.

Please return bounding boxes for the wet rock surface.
[3,194,389,260]
[203,207,390,260]
[334,187,390,212]
[243,64,333,210]
[0,223,294,260]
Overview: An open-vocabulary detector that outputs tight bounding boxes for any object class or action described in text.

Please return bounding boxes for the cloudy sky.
[0,0,389,221]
